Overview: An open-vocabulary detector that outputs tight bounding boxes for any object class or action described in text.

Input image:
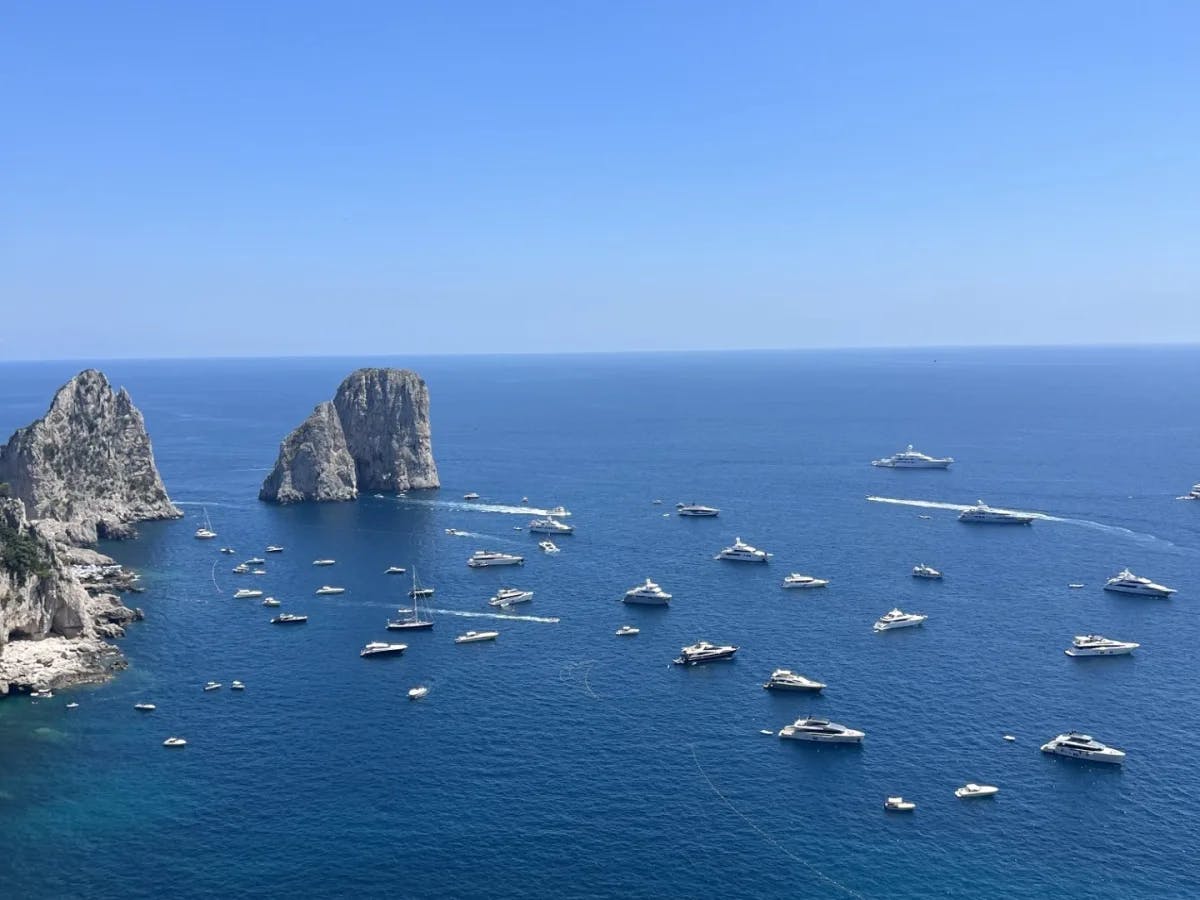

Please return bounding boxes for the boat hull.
[674,650,737,665]
[387,621,434,631]
[779,729,863,743]
[623,595,669,605]
[1103,584,1174,597]
[1041,745,1124,764]
[1065,645,1136,656]
[764,681,825,692]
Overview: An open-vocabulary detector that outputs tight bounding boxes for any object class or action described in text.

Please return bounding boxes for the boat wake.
[396,498,558,517]
[427,608,560,624]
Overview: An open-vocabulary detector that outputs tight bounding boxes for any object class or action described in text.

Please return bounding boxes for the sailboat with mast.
[388,569,434,631]
[194,507,217,540]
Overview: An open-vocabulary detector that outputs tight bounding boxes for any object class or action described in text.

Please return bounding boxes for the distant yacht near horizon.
[872,445,954,468]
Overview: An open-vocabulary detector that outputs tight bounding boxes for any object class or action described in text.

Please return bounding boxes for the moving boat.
[677,503,720,517]
[884,797,916,812]
[231,681,245,690]
[673,640,738,665]
[134,703,156,711]
[265,546,284,553]
[466,550,524,568]
[360,641,408,658]
[1040,732,1125,764]
[715,537,771,562]
[873,608,927,631]
[782,573,828,589]
[463,492,480,500]
[912,564,943,579]
[312,559,336,567]
[623,578,672,605]
[872,445,953,468]
[233,588,263,599]
[763,669,826,692]
[455,630,499,644]
[958,500,1034,525]
[203,682,222,691]
[778,717,865,743]
[615,625,640,636]
[163,737,187,748]
[194,507,217,539]
[1065,634,1140,657]
[445,528,469,536]
[245,557,266,565]
[539,540,560,554]
[271,613,308,624]
[408,685,429,700]
[529,517,574,534]
[389,569,435,630]
[385,566,407,574]
[262,597,281,607]
[1103,568,1175,597]
[315,586,345,596]
[955,784,999,799]
[489,587,533,607]
[546,505,572,517]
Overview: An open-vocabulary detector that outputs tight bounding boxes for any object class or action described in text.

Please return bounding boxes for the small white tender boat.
[615,625,640,636]
[134,703,156,712]
[262,597,281,607]
[884,796,916,812]
[313,559,336,567]
[539,540,560,554]
[385,566,407,574]
[233,588,263,599]
[955,783,999,799]
[408,686,429,700]
[163,737,187,748]
[66,702,80,709]
[231,681,245,691]
[203,681,222,692]
[315,586,345,596]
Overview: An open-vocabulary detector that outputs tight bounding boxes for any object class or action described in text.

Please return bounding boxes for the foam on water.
[427,607,561,623]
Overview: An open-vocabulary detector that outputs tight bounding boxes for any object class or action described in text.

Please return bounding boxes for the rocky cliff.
[260,368,439,503]
[0,369,181,543]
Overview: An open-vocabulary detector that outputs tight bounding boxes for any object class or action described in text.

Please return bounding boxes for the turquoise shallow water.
[1,348,1199,899]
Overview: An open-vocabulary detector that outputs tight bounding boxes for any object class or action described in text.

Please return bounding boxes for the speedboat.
[955,784,999,799]
[623,578,672,605]
[262,597,281,607]
[763,669,826,692]
[958,500,1034,525]
[674,640,738,665]
[467,550,524,568]
[884,797,916,812]
[873,608,927,631]
[455,630,499,644]
[539,540,560,554]
[203,682,222,692]
[1103,568,1175,597]
[265,546,284,553]
[912,564,943,579]
[194,527,217,539]
[715,537,771,562]
[677,503,720,517]
[312,559,336,567]
[271,613,308,624]
[529,517,574,534]
[778,717,864,743]
[463,492,480,500]
[615,625,640,636]
[219,547,236,555]
[1065,634,1140,657]
[360,642,408,658]
[162,737,187,748]
[315,586,345,595]
[134,703,156,711]
[489,588,533,607]
[782,573,828,589]
[231,681,245,690]
[408,685,429,700]
[245,557,266,565]
[1040,732,1125,764]
[233,588,263,599]
[445,528,469,536]
[872,445,953,468]
[385,566,407,574]
[546,505,572,517]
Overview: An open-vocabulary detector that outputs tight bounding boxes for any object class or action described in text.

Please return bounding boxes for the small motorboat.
[251,568,267,575]
[203,681,222,692]
[445,528,468,536]
[30,689,53,699]
[385,566,407,574]
[233,588,263,599]
[539,540,560,554]
[409,587,435,599]
[312,559,336,567]
[232,564,250,574]
[134,703,156,712]
[955,783,999,799]
[408,686,429,700]
[231,681,245,691]
[455,630,499,644]
[272,613,308,624]
[262,597,281,607]
[1003,735,1016,742]
[315,586,345,595]
[463,492,480,500]
[911,564,943,579]
[884,796,916,812]
[1068,583,1085,589]
[162,737,187,748]
[265,546,284,553]
[66,702,80,709]
[245,557,266,565]
[615,625,640,636]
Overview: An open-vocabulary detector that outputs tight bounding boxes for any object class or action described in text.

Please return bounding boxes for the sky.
[1,1,1198,359]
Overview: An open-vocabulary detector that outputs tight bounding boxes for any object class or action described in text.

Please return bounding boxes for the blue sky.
[2,1,1197,358]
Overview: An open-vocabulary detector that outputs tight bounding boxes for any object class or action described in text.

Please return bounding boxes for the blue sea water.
[1,348,1198,899]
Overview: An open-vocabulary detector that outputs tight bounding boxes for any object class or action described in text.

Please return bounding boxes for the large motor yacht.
[673,640,739,665]
[763,669,826,692]
[958,501,1034,524]
[778,717,865,743]
[1190,484,1200,500]
[871,445,954,468]
[489,587,533,607]
[677,503,720,517]
[1040,732,1125,764]
[912,564,943,579]
[467,550,525,568]
[1103,568,1175,597]
[360,642,407,658]
[781,573,828,589]
[1065,634,1140,657]
[715,537,771,563]
[623,578,672,605]
[529,517,574,534]
[873,608,927,631]
[271,613,308,624]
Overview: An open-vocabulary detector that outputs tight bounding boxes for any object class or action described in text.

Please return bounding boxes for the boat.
[134,703,156,711]
[623,578,672,605]
[66,702,79,709]
[30,689,52,699]
[778,717,865,743]
[762,669,826,692]
[312,559,336,567]
[677,503,720,517]
[262,597,281,607]
[445,528,469,536]
[315,586,345,596]
[265,545,284,553]
[466,550,524,568]
[245,557,265,565]
[539,540,560,554]
[1068,583,1085,589]
[673,640,739,665]
[408,685,429,700]
[1065,634,1140,657]
[958,500,1034,525]
[163,737,188,748]
[1040,732,1125,764]
[233,588,263,599]
[463,492,480,500]
[389,569,435,630]
[232,564,250,574]
[715,537,771,562]
[546,505,572,517]
[251,569,267,575]
[385,566,407,574]
[194,507,217,539]
[1003,735,1016,742]
[489,587,533,607]
[872,445,953,468]
[360,641,408,658]
[529,517,574,534]
[231,680,245,690]
[374,493,385,499]
[271,613,308,624]
[912,564,943,579]
[873,608,927,631]
[219,547,236,555]
[781,573,828,589]
[455,630,499,644]
[884,797,917,812]
[955,783,999,799]
[1189,484,1200,500]
[409,586,435,599]
[203,681,222,691]
[521,497,529,504]
[652,499,663,505]
[615,625,640,636]
[1103,568,1175,597]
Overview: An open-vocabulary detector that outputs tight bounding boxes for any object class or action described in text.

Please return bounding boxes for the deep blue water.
[1,348,1199,899]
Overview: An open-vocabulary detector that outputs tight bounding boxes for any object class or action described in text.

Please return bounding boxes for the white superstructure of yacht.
[360,642,407,658]
[778,717,864,743]
[1040,732,1125,764]
[623,578,672,605]
[1103,568,1175,597]
[489,588,533,607]
[677,503,720,517]
[912,564,943,579]
[871,445,954,468]
[673,640,739,665]
[763,669,826,692]
[467,550,525,568]
[873,608,927,631]
[1065,634,1140,657]
[958,501,1034,525]
[715,537,771,562]
[529,517,574,534]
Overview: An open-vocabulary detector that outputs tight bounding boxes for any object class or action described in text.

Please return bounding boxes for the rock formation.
[260,368,439,503]
[0,369,181,543]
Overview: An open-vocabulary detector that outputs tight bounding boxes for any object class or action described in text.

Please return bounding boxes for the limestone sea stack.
[260,368,439,503]
[0,370,181,544]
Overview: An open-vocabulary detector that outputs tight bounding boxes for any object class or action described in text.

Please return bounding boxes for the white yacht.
[958,501,1035,525]
[529,517,574,534]
[677,503,720,517]
[360,642,407,658]
[265,546,284,553]
[445,528,468,536]
[874,608,927,631]
[409,586,435,599]
[489,587,533,607]
[615,625,640,636]
[912,564,943,579]
[163,737,188,748]
[674,640,739,665]
[546,506,572,517]
[134,703,156,711]
[219,547,236,555]
[1041,732,1125,764]
[203,681,222,692]
[194,508,217,539]
[463,492,480,500]
[455,630,499,644]
[467,550,525,568]
[245,557,266,565]
[1103,568,1175,597]
[262,597,281,607]
[884,797,916,812]
[955,784,999,799]
[252,569,267,576]
[390,570,434,630]
[539,540,560,554]
[231,681,245,690]
[1065,634,1140,657]
[232,564,250,574]
[781,573,828,589]
[778,717,864,743]
[271,613,308,624]
[872,445,953,468]
[715,537,771,562]
[623,578,672,605]
[385,566,407,575]
[763,669,825,692]
[1189,484,1200,500]
[233,588,263,599]
[312,559,336,567]
[315,585,345,596]
[408,685,429,700]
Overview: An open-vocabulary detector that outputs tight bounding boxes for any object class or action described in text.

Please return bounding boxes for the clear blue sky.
[2,1,1197,359]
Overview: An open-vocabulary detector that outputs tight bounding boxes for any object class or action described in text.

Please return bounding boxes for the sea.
[1,347,1198,900]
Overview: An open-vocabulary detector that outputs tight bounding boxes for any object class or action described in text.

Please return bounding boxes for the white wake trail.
[427,607,561,624]
[395,498,561,517]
